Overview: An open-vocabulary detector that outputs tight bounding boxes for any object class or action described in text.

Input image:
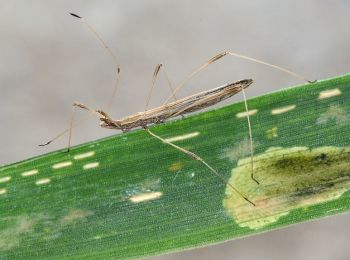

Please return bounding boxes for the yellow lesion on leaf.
[265,127,278,139]
[223,146,350,230]
[168,162,183,172]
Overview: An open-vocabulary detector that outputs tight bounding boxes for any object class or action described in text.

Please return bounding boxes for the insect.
[41,13,314,206]
[74,79,253,132]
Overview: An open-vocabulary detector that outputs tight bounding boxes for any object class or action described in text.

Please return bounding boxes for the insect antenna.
[69,12,121,110]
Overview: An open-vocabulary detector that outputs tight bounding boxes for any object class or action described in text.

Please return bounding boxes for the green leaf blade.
[1,74,350,259]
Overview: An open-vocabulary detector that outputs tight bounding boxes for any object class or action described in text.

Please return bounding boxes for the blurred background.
[1,1,349,259]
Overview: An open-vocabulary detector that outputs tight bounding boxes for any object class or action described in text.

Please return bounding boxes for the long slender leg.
[162,51,315,104]
[145,63,179,111]
[66,106,75,152]
[45,60,176,148]
[39,105,78,148]
[39,102,112,147]
[162,66,178,102]
[160,82,259,185]
[145,64,162,111]
[144,127,255,206]
[39,114,90,147]
[241,86,259,185]
[66,102,108,152]
[159,51,315,184]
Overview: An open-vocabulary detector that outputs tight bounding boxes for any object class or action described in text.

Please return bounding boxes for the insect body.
[75,79,253,132]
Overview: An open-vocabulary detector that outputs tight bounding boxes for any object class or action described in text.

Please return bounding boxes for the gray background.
[1,1,349,259]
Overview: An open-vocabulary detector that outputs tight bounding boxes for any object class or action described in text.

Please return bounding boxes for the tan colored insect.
[74,79,253,132]
[41,13,314,206]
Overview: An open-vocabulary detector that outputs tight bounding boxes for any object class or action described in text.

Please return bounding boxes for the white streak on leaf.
[129,192,163,203]
[52,161,72,169]
[73,151,95,160]
[164,132,200,143]
[236,109,258,118]
[319,88,341,99]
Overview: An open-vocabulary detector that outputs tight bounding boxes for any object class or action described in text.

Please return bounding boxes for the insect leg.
[145,63,179,111]
[160,81,259,184]
[39,111,89,147]
[241,86,259,185]
[160,65,186,118]
[40,13,121,148]
[162,51,315,105]
[66,105,75,152]
[39,102,111,148]
[144,127,255,206]
[159,51,314,184]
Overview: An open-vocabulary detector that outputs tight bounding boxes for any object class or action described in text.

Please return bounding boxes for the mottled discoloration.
[223,146,350,230]
[124,178,162,199]
[265,127,278,139]
[168,162,183,172]
[0,210,94,251]
[221,138,259,162]
[60,209,93,225]
[142,178,161,191]
[316,105,349,125]
[0,216,35,250]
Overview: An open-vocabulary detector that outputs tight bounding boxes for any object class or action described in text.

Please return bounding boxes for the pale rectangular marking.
[0,189,6,195]
[52,161,72,169]
[236,109,258,118]
[318,88,341,99]
[83,162,99,170]
[0,176,11,183]
[21,169,39,177]
[35,178,51,185]
[74,151,95,160]
[129,192,163,203]
[164,132,200,143]
[271,105,296,115]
